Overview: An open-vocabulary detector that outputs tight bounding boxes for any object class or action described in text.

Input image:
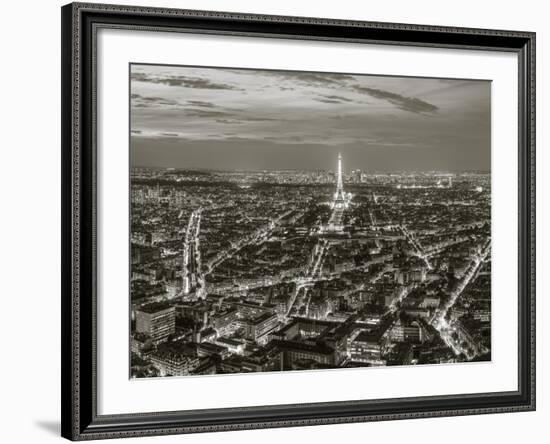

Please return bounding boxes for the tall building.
[135,302,176,344]
[182,209,203,297]
[326,153,352,232]
[149,341,201,376]
[334,153,346,205]
[182,213,193,294]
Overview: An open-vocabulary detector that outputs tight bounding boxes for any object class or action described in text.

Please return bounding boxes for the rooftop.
[137,301,174,314]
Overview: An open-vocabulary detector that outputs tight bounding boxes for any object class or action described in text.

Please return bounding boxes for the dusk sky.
[130,64,490,172]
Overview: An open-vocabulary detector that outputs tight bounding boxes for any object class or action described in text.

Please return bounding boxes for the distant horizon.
[131,165,491,174]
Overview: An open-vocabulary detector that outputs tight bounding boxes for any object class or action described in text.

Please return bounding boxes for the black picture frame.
[61,2,536,440]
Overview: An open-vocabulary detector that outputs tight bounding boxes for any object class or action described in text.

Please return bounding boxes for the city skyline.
[130,152,491,378]
[129,66,491,379]
[130,64,491,172]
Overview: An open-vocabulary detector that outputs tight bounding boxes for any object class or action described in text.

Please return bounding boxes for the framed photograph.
[61,2,536,440]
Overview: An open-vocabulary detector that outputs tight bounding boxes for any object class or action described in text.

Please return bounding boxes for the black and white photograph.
[129,64,492,378]
[0,0,543,442]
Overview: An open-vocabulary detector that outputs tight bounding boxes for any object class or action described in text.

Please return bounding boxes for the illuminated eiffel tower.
[324,153,351,233]
[334,153,346,206]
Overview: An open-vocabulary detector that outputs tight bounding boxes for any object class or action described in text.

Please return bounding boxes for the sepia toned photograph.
[129,64,491,379]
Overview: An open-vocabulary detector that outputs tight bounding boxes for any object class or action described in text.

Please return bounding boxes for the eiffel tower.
[333,153,346,208]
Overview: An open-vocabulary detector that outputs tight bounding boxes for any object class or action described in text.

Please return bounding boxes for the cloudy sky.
[130,64,490,172]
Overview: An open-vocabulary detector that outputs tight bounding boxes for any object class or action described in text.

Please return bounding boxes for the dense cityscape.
[130,154,491,378]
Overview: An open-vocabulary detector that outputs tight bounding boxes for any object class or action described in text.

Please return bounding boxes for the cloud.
[184,109,233,119]
[216,119,244,125]
[214,116,277,125]
[314,95,357,104]
[353,86,438,113]
[130,66,489,169]
[131,94,179,107]
[323,95,354,103]
[187,100,216,108]
[316,98,343,104]
[242,116,278,122]
[252,70,355,90]
[131,72,240,90]
[289,72,355,86]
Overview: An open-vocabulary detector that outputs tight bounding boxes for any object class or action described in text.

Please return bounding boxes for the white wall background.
[0,0,545,443]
